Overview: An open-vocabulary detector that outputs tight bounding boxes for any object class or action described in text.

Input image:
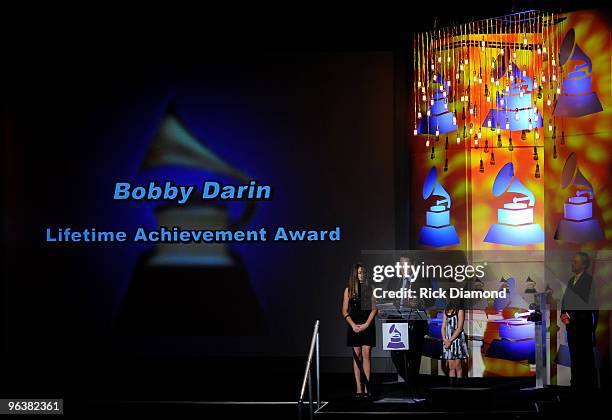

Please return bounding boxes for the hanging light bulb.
[548,120,553,132]
[438,56,442,63]
[490,152,496,165]
[533,146,539,160]
[456,133,461,144]
[447,56,451,63]
[505,117,510,130]
[496,125,501,135]
[535,163,540,178]
[557,87,561,95]
[497,134,502,148]
[435,125,440,137]
[421,87,426,93]
[469,123,474,135]
[515,110,520,121]
[537,46,542,55]
[418,81,422,88]
[552,73,557,81]
[547,95,552,107]
[500,97,505,106]
[521,130,527,140]
[418,111,422,119]
[552,58,556,67]
[484,139,489,153]
[535,131,540,140]
[474,104,478,117]
[444,157,449,172]
[431,63,435,71]
[491,62,496,71]
[479,158,485,172]
[460,64,464,71]
[534,81,538,89]
[474,135,479,147]
[427,109,431,116]
[443,99,448,109]
[413,125,418,136]
[460,95,465,102]
[495,80,499,87]
[533,105,538,114]
[509,64,513,72]
[510,74,515,83]
[422,94,426,102]
[528,118,533,131]
[513,51,517,60]
[426,138,430,147]
[433,74,438,82]
[430,98,435,106]
[543,45,547,54]
[508,137,514,151]
[469,106,474,115]
[453,112,457,126]
[487,118,492,128]
[500,48,504,55]
[523,37,527,46]
[520,90,524,98]
[481,37,485,51]
[522,69,527,77]
[464,58,468,65]
[505,84,510,93]
[439,85,444,92]
[553,144,558,159]
[456,72,460,80]
[542,74,546,83]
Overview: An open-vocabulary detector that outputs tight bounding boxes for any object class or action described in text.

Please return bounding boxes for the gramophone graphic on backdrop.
[117,102,265,335]
[554,152,604,243]
[554,28,603,118]
[484,162,544,246]
[419,166,460,247]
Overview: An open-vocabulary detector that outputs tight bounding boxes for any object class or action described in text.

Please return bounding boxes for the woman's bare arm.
[449,310,465,341]
[342,288,355,327]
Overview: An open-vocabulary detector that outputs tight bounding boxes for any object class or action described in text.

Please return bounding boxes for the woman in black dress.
[341,263,377,398]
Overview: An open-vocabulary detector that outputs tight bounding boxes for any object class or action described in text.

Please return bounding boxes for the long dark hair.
[445,296,464,316]
[347,263,366,299]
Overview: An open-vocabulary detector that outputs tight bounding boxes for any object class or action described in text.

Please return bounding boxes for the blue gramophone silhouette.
[483,63,542,131]
[419,166,460,247]
[418,74,457,135]
[554,29,603,117]
[484,163,544,246]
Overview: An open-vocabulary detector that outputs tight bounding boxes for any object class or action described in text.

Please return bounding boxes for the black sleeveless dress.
[346,283,376,347]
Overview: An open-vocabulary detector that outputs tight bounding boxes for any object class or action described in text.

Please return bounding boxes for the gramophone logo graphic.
[418,74,457,135]
[554,29,603,117]
[554,152,604,243]
[140,102,255,266]
[483,62,543,132]
[386,324,406,349]
[484,162,544,246]
[419,166,460,247]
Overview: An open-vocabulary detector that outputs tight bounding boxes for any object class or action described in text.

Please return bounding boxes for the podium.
[377,305,429,400]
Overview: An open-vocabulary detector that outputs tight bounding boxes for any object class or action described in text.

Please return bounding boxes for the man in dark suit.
[560,251,598,389]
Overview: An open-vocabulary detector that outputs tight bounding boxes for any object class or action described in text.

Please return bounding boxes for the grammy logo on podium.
[554,152,604,243]
[419,166,460,247]
[484,162,544,246]
[554,28,603,118]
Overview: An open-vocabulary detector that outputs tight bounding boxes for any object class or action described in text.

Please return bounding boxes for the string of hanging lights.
[413,10,565,176]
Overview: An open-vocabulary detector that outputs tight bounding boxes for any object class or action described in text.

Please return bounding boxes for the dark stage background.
[1,53,396,400]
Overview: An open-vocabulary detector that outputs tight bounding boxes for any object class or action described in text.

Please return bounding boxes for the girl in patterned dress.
[441,297,469,385]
